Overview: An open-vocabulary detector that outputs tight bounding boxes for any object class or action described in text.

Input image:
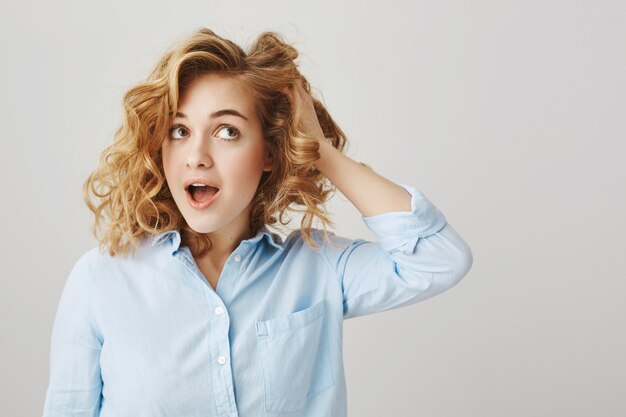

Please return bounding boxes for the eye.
[216,125,240,142]
[168,124,188,140]
[167,124,240,142]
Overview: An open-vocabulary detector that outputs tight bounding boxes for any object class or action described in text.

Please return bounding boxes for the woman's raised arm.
[284,79,413,217]
[285,80,473,318]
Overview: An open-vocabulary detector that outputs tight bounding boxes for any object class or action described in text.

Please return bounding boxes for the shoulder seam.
[85,249,104,345]
[312,230,344,287]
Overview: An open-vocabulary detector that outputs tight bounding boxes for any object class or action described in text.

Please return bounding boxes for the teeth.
[191,183,207,187]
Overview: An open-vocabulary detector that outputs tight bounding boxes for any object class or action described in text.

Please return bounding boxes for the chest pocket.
[255,299,334,413]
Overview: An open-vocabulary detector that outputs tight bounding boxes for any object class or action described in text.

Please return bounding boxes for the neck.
[189,223,255,264]
[211,225,253,255]
[187,201,256,264]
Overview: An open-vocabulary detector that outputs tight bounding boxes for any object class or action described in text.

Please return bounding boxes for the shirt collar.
[151,225,285,252]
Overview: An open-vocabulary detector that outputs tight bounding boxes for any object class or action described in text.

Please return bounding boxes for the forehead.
[177,73,255,115]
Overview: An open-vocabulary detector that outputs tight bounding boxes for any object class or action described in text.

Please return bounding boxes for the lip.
[186,187,220,210]
[183,177,220,190]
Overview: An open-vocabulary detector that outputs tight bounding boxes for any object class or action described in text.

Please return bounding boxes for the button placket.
[210,304,235,415]
[173,246,237,415]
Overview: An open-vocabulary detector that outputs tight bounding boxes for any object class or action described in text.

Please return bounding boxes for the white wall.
[1,0,624,416]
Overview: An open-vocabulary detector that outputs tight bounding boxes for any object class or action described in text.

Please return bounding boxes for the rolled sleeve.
[321,184,473,320]
[361,183,447,254]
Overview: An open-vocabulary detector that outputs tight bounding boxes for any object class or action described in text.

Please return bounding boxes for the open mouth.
[186,184,220,203]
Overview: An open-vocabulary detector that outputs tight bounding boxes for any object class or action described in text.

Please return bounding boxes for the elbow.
[450,243,473,285]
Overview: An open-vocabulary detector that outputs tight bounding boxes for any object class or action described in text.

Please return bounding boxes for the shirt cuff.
[361,183,447,254]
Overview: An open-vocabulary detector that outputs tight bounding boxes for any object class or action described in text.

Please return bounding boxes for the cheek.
[226,156,265,191]
[161,146,178,184]
[231,165,261,187]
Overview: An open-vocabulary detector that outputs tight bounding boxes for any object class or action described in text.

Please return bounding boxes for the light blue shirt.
[43,184,473,417]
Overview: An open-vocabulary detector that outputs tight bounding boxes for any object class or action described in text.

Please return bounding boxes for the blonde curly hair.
[83,27,348,258]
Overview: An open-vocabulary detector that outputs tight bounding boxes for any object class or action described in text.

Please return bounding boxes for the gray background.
[1,1,624,416]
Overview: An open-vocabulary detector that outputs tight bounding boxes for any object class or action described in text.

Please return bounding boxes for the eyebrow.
[174,109,249,121]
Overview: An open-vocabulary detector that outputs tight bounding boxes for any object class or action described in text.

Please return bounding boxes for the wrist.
[315,139,338,173]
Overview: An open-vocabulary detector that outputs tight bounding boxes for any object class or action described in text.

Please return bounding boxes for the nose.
[185,137,214,168]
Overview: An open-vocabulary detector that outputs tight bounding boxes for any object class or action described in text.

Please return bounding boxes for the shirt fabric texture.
[42,183,473,417]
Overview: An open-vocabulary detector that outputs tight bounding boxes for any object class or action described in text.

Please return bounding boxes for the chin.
[185,221,219,234]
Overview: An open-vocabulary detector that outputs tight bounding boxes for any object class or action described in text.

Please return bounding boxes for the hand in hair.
[282,80,329,146]
[283,82,412,217]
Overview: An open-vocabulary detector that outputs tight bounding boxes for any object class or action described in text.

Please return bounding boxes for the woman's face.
[161,73,272,237]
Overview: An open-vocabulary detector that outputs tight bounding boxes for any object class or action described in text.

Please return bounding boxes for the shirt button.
[233,254,242,262]
[215,306,224,316]
[217,356,226,365]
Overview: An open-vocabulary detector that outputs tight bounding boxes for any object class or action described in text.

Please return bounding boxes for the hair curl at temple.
[83,27,348,258]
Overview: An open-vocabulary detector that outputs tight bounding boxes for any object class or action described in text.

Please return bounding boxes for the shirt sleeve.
[42,251,103,417]
[320,184,473,320]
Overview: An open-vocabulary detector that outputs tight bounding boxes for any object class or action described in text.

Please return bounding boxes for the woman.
[43,27,473,417]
